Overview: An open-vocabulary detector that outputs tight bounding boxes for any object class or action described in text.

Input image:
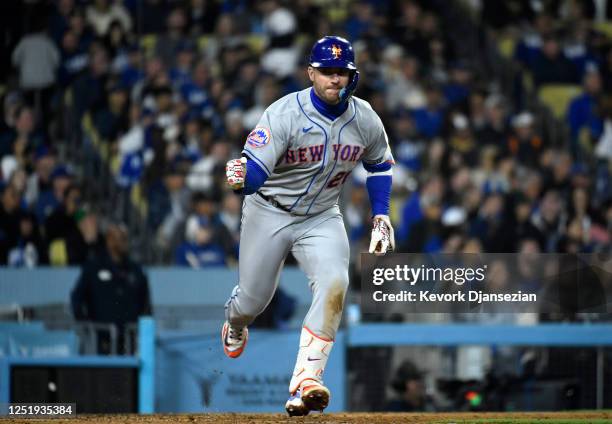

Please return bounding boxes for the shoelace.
[227,327,243,344]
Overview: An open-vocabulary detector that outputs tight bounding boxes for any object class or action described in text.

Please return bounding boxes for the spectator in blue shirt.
[530,34,578,87]
[411,83,445,139]
[175,192,227,267]
[566,67,604,157]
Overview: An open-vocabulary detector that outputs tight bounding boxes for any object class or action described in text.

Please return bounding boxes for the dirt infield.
[2,411,612,424]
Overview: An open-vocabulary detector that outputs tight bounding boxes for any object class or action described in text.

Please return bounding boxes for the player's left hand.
[226,157,247,190]
[369,215,395,256]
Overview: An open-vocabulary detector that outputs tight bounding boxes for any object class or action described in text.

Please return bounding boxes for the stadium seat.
[578,126,594,153]
[390,196,402,227]
[497,34,516,59]
[594,21,612,38]
[49,239,68,266]
[131,183,148,218]
[523,71,534,93]
[325,0,349,23]
[245,34,265,54]
[63,87,73,108]
[537,84,582,120]
[197,35,211,52]
[82,113,115,163]
[139,34,157,57]
[295,33,311,50]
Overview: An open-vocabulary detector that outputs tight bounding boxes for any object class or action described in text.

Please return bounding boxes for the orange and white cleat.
[221,321,248,358]
[285,380,330,415]
[301,382,330,412]
[285,388,310,416]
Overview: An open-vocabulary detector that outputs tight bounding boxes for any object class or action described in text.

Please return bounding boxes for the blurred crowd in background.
[0,0,611,270]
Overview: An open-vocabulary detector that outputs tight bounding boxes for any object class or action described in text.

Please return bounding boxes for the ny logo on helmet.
[331,45,342,59]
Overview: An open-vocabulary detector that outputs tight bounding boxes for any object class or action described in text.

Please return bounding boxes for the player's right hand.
[226,157,247,190]
[369,215,395,256]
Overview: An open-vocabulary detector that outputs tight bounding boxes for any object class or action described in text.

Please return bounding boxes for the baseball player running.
[222,35,395,416]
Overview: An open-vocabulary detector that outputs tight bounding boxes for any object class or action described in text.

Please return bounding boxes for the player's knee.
[320,273,349,307]
[238,299,269,319]
[323,272,349,293]
[226,288,270,324]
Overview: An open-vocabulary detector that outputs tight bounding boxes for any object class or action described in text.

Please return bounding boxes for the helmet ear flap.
[339,70,359,102]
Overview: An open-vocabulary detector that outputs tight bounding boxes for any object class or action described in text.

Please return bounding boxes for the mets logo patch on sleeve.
[246,127,271,148]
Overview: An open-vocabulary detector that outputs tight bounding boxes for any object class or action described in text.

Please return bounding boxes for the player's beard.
[315,84,342,105]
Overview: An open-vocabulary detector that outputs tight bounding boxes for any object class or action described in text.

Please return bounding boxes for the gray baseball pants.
[225,194,349,340]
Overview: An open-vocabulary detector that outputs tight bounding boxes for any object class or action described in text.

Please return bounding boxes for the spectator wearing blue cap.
[443,61,473,107]
[170,40,197,89]
[24,146,55,209]
[531,34,579,87]
[179,59,217,122]
[58,29,90,88]
[118,43,145,89]
[469,192,512,252]
[398,175,446,253]
[36,164,73,223]
[179,112,206,162]
[411,83,446,139]
[562,23,600,80]
[175,191,227,267]
[391,108,425,173]
[7,211,47,267]
[513,13,554,69]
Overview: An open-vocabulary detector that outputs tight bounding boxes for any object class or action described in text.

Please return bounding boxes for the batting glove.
[369,215,395,256]
[226,157,247,190]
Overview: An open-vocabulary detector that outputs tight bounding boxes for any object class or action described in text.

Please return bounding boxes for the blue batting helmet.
[309,36,356,70]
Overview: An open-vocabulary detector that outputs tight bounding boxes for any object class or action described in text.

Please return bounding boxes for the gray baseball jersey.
[242,87,394,216]
[225,87,394,344]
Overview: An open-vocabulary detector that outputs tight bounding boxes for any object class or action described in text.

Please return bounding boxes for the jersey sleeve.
[361,113,395,170]
[241,108,289,177]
